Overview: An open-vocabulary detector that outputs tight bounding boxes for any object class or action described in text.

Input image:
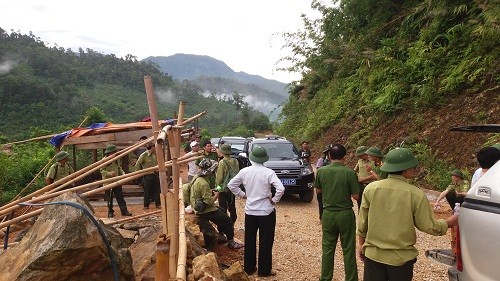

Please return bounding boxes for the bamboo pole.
[0,136,153,213]
[105,209,162,226]
[166,192,176,277]
[177,111,207,126]
[155,234,170,281]
[144,75,171,280]
[176,178,187,281]
[0,209,42,229]
[0,154,202,227]
[10,154,57,203]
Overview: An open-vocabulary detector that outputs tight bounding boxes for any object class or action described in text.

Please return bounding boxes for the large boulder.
[0,192,134,281]
[192,252,225,281]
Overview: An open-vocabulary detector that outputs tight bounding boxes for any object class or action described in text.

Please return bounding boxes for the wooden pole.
[166,192,177,277]
[144,75,171,280]
[105,209,162,226]
[176,178,187,281]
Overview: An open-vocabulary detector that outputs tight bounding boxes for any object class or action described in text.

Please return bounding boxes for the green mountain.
[0,28,269,141]
[143,54,289,118]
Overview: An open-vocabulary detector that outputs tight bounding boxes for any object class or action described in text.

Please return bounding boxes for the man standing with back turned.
[315,144,359,281]
[357,147,458,281]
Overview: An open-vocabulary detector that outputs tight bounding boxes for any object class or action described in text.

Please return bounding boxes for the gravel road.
[231,192,452,281]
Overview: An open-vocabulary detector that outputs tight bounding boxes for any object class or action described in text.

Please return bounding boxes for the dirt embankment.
[311,88,500,181]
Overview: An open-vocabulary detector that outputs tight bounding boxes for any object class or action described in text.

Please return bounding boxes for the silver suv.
[426,124,500,281]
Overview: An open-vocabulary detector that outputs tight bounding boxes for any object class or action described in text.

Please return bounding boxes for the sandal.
[227,240,244,250]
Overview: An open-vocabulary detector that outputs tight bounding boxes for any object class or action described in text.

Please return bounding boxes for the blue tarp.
[48,123,108,147]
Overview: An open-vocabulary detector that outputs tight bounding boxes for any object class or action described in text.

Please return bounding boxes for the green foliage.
[85,107,108,125]
[409,143,452,191]
[222,125,255,138]
[277,0,499,139]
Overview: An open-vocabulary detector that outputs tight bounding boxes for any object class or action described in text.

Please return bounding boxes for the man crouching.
[189,159,244,251]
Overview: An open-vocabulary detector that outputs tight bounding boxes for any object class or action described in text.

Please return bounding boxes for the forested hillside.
[276,0,499,188]
[0,28,270,141]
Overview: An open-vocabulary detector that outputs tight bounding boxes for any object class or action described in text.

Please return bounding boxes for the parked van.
[426,124,500,281]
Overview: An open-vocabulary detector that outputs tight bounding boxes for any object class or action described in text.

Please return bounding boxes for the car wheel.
[299,189,314,203]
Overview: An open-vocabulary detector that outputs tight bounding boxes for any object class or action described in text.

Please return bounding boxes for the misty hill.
[143,54,290,118]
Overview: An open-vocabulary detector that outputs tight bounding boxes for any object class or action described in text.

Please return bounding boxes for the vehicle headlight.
[300,165,314,176]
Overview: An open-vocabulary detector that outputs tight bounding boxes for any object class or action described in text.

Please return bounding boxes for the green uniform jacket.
[189,176,218,215]
[446,179,470,193]
[215,156,239,191]
[134,150,157,171]
[357,174,448,266]
[100,160,125,181]
[355,159,373,178]
[46,162,73,182]
[314,162,359,211]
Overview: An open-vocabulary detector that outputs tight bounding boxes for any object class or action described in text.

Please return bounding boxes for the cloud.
[156,89,176,105]
[0,60,17,74]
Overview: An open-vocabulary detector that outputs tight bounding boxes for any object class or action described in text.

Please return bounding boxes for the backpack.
[221,158,238,192]
[182,176,208,212]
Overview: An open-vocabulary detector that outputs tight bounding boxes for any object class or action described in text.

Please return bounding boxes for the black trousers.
[244,210,276,276]
[446,191,465,209]
[105,186,128,214]
[317,192,323,220]
[357,183,368,211]
[364,257,416,281]
[218,191,237,224]
[197,209,234,250]
[143,173,160,208]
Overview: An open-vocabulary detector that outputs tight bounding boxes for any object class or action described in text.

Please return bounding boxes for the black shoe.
[121,211,132,216]
[107,212,114,218]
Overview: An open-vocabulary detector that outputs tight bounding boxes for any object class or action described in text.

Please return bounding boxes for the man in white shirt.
[227,147,285,277]
[186,141,200,181]
[471,145,500,187]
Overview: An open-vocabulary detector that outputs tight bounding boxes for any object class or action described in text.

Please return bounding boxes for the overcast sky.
[0,1,320,83]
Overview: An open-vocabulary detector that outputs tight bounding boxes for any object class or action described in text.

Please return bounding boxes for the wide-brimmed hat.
[381,148,418,172]
[451,169,464,179]
[55,151,69,162]
[197,159,218,176]
[220,144,232,155]
[355,146,369,156]
[190,141,199,148]
[105,144,118,154]
[366,146,383,158]
[249,147,269,164]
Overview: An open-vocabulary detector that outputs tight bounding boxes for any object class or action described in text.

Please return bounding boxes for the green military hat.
[219,144,232,155]
[366,146,383,158]
[105,144,118,154]
[250,146,269,164]
[492,143,500,151]
[55,151,69,162]
[451,169,464,179]
[355,146,369,156]
[381,147,419,172]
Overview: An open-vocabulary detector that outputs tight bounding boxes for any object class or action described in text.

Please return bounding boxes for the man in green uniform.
[135,143,161,209]
[315,144,359,281]
[196,140,219,189]
[364,146,387,180]
[357,148,458,281]
[100,144,132,218]
[215,144,240,225]
[189,159,244,251]
[354,145,373,210]
[433,169,469,210]
[45,151,73,185]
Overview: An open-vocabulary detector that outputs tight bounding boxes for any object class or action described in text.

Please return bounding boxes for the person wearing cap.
[364,146,386,181]
[470,145,500,187]
[433,169,470,211]
[45,151,73,185]
[100,144,132,218]
[315,144,359,281]
[189,159,244,251]
[297,141,311,163]
[357,148,458,281]
[353,145,373,210]
[227,147,285,277]
[135,142,161,209]
[215,144,240,226]
[185,141,201,182]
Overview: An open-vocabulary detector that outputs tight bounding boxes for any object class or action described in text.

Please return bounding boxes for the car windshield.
[255,142,298,159]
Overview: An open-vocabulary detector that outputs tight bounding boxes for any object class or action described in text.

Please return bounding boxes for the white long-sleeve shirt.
[227,161,285,216]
